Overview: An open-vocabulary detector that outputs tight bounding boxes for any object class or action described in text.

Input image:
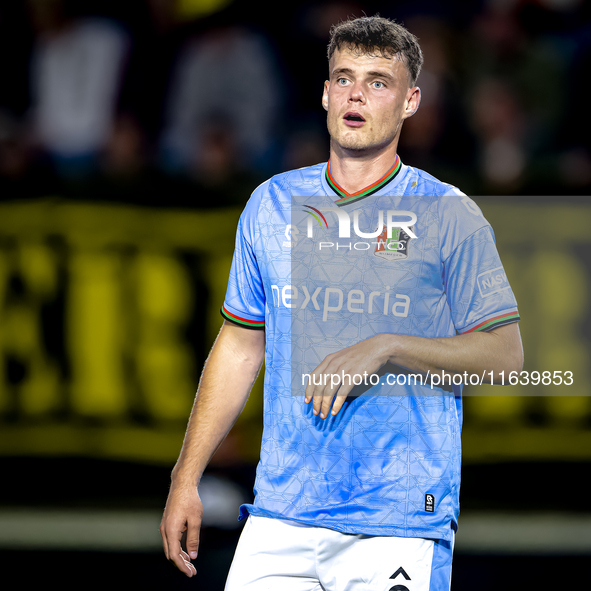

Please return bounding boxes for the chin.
[338,139,386,155]
[340,143,366,153]
[334,134,372,152]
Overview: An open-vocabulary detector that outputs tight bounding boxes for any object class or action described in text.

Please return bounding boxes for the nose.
[348,81,365,103]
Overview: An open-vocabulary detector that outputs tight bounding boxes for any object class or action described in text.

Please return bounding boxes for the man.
[161,16,523,590]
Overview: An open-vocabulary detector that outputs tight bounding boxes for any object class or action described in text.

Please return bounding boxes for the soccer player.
[160,16,523,590]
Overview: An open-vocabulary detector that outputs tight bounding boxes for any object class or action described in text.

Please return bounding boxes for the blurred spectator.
[461,0,576,193]
[286,1,365,117]
[85,112,162,205]
[103,114,146,179]
[26,0,129,180]
[397,15,477,191]
[558,148,591,190]
[160,24,283,177]
[0,0,588,200]
[0,111,35,199]
[117,0,188,151]
[281,122,329,172]
[0,2,34,121]
[468,76,527,193]
[163,112,265,208]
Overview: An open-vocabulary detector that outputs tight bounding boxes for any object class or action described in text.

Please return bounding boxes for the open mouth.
[344,112,365,122]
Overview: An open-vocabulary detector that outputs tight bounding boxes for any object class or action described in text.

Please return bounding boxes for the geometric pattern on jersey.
[223,160,519,542]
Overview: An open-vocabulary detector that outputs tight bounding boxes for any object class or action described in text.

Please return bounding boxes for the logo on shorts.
[389,566,411,591]
[425,494,435,513]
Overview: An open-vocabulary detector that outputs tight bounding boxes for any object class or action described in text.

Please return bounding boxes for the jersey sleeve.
[220,186,266,330]
[440,191,520,334]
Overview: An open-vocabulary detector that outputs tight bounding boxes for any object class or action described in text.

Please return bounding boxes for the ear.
[402,86,421,120]
[322,80,330,111]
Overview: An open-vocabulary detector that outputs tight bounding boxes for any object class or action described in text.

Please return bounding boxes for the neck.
[328,142,400,194]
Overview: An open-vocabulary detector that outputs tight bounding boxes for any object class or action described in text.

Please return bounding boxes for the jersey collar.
[324,155,402,206]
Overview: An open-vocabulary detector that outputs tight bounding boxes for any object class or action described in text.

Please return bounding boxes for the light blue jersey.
[221,160,519,542]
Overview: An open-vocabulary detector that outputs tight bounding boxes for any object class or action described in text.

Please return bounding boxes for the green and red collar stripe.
[463,311,520,333]
[326,155,402,206]
[221,305,265,330]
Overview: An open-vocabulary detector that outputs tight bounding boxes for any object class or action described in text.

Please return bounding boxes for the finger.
[314,374,342,418]
[319,393,336,419]
[160,529,170,560]
[330,394,348,416]
[172,548,195,577]
[180,550,197,577]
[178,553,196,577]
[166,522,191,575]
[305,356,334,403]
[162,518,184,563]
[314,392,338,419]
[305,373,321,404]
[312,392,326,416]
[185,518,201,561]
[160,523,169,561]
[321,374,355,417]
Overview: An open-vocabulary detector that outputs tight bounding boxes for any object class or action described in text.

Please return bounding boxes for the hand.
[304,334,395,419]
[160,483,203,577]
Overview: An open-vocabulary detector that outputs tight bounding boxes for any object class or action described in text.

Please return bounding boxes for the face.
[322,47,421,155]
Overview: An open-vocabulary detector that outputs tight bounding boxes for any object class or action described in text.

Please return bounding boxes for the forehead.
[329,47,410,85]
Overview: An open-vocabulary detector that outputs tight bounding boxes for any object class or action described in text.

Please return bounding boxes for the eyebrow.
[331,67,395,81]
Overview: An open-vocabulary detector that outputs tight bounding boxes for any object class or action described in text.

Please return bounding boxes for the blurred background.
[0,0,590,589]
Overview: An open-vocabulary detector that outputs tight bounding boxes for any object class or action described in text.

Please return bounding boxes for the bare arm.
[305,323,523,419]
[160,321,265,577]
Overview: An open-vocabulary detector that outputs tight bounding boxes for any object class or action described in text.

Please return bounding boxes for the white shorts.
[224,515,453,591]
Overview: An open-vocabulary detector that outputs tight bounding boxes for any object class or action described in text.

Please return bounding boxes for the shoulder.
[402,163,486,220]
[402,164,466,198]
[264,162,326,194]
[402,164,494,256]
[244,162,326,210]
[240,162,327,226]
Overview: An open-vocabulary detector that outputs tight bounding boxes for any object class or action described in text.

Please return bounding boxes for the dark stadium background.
[1,0,590,589]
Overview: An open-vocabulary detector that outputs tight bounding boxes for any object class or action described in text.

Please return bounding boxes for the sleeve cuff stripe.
[463,312,520,333]
[221,305,265,328]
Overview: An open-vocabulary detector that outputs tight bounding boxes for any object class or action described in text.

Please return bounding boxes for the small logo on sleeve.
[425,494,435,513]
[477,266,510,298]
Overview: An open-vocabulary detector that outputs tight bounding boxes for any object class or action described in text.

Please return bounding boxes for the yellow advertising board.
[0,198,589,464]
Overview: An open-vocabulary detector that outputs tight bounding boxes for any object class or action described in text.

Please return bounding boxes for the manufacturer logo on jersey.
[477,266,510,298]
[425,493,435,512]
[374,226,414,261]
[282,224,299,249]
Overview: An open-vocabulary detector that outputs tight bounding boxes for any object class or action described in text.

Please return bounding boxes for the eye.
[337,78,349,86]
[372,80,385,89]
